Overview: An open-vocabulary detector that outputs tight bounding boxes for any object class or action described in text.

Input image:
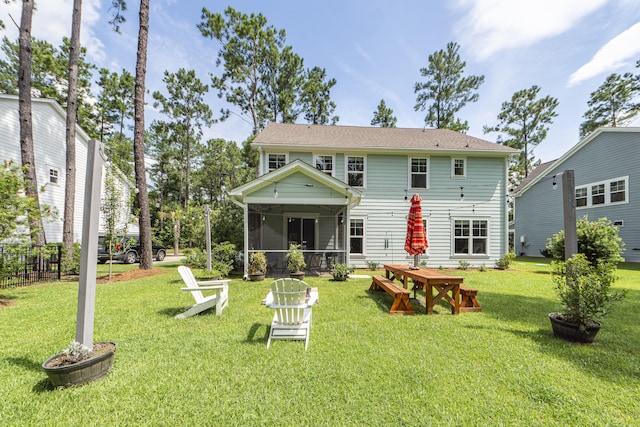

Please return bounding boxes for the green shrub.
[546,216,625,268]
[458,260,470,270]
[365,260,379,270]
[331,263,355,281]
[495,252,516,269]
[62,243,81,275]
[182,241,236,278]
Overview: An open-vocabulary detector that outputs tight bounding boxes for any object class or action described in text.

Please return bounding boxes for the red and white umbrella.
[404,193,428,269]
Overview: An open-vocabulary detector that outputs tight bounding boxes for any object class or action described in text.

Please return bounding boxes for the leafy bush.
[458,260,470,270]
[365,260,379,270]
[62,243,81,275]
[331,263,355,281]
[552,253,624,326]
[182,241,236,278]
[495,252,516,269]
[545,216,625,269]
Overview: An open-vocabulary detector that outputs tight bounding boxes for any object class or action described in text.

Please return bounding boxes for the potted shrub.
[42,341,117,387]
[248,251,267,281]
[286,244,306,279]
[331,263,355,281]
[549,253,624,343]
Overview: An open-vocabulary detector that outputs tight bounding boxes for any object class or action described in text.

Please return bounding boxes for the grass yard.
[0,257,639,426]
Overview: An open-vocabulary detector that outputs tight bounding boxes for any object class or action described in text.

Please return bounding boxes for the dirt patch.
[0,298,17,308]
[97,268,169,284]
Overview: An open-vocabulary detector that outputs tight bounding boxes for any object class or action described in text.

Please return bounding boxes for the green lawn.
[1,258,639,426]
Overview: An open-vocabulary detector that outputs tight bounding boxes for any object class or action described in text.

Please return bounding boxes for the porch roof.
[228,159,362,206]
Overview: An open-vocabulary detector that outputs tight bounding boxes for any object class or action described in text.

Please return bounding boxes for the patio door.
[287,217,316,250]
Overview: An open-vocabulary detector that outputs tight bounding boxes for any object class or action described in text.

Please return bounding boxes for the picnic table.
[384,264,464,315]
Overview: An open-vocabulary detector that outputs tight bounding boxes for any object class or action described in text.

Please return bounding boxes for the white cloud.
[2,0,105,62]
[452,0,606,61]
[568,21,640,86]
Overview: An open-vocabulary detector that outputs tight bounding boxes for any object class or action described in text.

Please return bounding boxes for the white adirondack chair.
[265,278,317,350]
[175,266,229,319]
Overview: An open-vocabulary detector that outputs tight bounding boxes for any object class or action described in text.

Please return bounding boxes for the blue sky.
[3,0,640,163]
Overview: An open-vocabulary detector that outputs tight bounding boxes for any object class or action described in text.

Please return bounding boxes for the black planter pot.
[289,271,305,280]
[42,342,116,387]
[249,273,265,282]
[549,313,601,343]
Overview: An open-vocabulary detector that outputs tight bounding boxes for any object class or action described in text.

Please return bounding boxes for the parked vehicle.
[97,235,166,264]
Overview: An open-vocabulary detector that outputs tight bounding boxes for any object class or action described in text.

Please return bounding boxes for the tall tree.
[483,85,559,180]
[371,99,397,127]
[300,66,339,125]
[152,68,213,207]
[198,6,285,136]
[414,41,484,133]
[261,45,305,124]
[18,0,46,245]
[62,0,83,269]
[579,72,639,138]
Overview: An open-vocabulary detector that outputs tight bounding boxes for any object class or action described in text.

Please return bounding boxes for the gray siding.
[514,130,640,262]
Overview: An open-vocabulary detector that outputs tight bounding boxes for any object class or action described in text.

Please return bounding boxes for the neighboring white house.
[229,123,518,273]
[0,94,133,243]
[513,127,640,263]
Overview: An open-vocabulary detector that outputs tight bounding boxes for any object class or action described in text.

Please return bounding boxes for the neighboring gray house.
[513,127,639,263]
[229,123,517,274]
[0,94,133,243]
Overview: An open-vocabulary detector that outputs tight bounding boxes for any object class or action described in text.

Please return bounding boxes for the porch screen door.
[287,218,316,250]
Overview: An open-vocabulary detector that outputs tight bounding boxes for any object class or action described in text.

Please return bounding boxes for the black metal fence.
[0,244,62,288]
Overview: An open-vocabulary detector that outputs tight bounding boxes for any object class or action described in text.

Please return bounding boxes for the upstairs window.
[591,184,605,205]
[575,187,587,207]
[610,180,626,203]
[452,158,466,177]
[268,154,286,172]
[410,158,428,188]
[347,156,365,187]
[49,168,59,184]
[315,155,334,176]
[575,176,628,209]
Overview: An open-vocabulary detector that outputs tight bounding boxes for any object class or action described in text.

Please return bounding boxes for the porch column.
[243,203,249,276]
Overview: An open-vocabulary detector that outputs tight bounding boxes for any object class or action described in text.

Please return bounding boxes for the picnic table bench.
[459,286,482,312]
[369,275,415,315]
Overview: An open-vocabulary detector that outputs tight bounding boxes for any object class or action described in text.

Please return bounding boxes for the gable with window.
[575,176,628,208]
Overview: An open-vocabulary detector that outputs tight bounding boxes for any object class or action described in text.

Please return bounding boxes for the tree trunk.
[63,0,83,267]
[134,0,152,269]
[18,0,46,246]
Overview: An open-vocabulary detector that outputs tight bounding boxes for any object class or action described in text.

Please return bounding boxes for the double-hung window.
[315,155,334,176]
[453,219,488,255]
[575,176,628,208]
[410,157,428,188]
[49,168,59,184]
[267,154,286,172]
[350,218,364,254]
[452,158,466,177]
[347,156,365,187]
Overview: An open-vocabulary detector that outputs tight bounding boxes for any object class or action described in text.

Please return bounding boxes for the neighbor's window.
[452,158,466,177]
[49,168,59,184]
[315,155,334,176]
[268,154,286,172]
[350,219,364,254]
[347,156,365,187]
[575,187,587,207]
[591,183,605,205]
[410,158,428,188]
[454,219,487,255]
[610,180,626,203]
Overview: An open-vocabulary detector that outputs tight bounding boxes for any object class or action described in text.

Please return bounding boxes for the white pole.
[204,204,212,273]
[76,139,106,347]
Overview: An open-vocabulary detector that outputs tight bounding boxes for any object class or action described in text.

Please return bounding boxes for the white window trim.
[576,176,629,209]
[345,155,366,188]
[313,153,335,177]
[408,157,430,190]
[451,157,466,178]
[266,153,288,173]
[451,217,490,257]
[349,217,366,256]
[48,166,60,185]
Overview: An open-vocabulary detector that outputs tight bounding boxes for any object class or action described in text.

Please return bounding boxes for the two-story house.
[513,127,639,263]
[0,94,133,243]
[229,123,517,274]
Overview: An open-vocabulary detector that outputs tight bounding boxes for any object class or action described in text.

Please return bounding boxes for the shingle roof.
[514,160,556,194]
[253,123,518,154]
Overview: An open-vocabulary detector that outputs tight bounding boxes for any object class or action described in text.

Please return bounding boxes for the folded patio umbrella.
[404,193,428,269]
